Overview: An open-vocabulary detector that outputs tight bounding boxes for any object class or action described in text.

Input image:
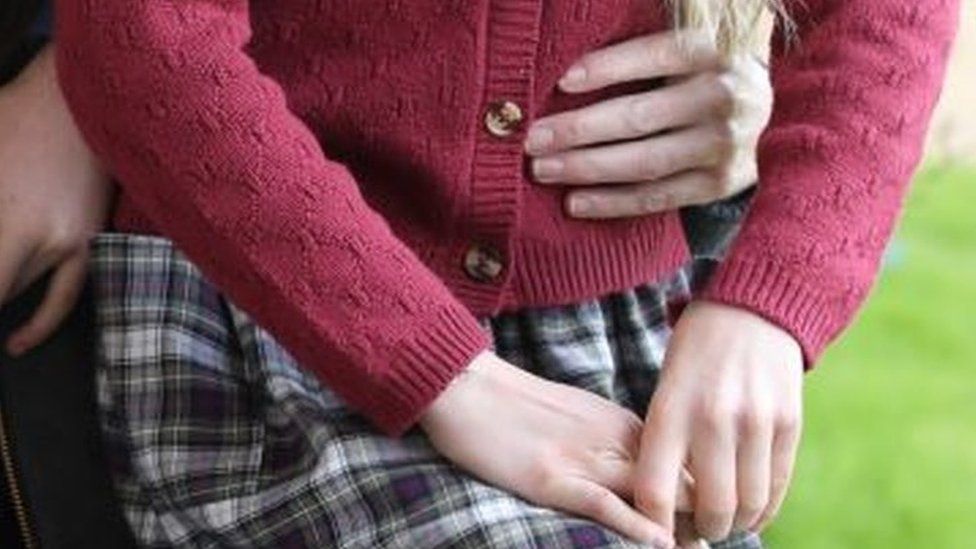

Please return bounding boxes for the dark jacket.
[0,19,134,547]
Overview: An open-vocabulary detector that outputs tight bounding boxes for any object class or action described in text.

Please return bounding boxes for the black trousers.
[0,277,133,549]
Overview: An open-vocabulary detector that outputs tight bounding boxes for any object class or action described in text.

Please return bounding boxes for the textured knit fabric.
[55,1,958,434]
[91,234,760,549]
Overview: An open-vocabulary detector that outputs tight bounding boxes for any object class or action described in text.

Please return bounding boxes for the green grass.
[763,163,976,548]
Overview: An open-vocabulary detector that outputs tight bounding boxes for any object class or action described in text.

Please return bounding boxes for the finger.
[8,246,58,298]
[754,414,802,532]
[552,477,674,548]
[690,420,737,542]
[634,405,688,534]
[0,237,35,306]
[532,125,729,186]
[558,31,724,94]
[733,416,773,531]
[587,413,646,499]
[675,480,706,547]
[674,513,705,548]
[6,252,88,356]
[565,171,728,219]
[526,72,734,156]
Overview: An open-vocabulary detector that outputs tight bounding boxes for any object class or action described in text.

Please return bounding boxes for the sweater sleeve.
[701,0,960,363]
[54,1,490,436]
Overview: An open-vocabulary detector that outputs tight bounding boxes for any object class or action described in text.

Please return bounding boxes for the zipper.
[0,406,37,549]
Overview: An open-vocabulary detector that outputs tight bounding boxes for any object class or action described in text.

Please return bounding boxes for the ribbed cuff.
[365,302,491,437]
[699,256,841,367]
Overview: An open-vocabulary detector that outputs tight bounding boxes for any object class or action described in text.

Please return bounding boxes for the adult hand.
[0,46,113,355]
[422,351,695,548]
[525,31,772,219]
[634,302,803,542]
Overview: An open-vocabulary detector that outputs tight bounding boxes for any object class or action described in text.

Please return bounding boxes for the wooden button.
[484,100,524,137]
[463,245,505,283]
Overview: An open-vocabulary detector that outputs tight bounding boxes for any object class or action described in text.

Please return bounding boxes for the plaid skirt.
[89,234,762,549]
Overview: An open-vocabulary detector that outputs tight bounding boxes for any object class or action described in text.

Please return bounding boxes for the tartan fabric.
[90,233,762,549]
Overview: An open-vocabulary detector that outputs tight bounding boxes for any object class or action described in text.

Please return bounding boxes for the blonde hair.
[672,0,793,55]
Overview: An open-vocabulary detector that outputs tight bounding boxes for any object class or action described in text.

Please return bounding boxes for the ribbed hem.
[699,256,839,366]
[505,216,689,311]
[366,302,491,437]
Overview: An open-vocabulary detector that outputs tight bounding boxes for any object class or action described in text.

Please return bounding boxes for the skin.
[635,302,802,543]
[1,31,786,549]
[422,351,681,547]
[426,32,800,549]
[0,45,111,356]
[526,31,771,220]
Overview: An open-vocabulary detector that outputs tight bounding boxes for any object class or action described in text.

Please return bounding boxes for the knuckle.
[696,399,735,433]
[707,72,737,116]
[702,503,736,520]
[738,497,769,522]
[775,409,801,432]
[566,115,592,144]
[571,158,601,183]
[636,148,665,180]
[696,504,736,539]
[770,468,793,494]
[638,192,669,214]
[736,407,772,435]
[706,168,736,198]
[634,486,670,514]
[626,98,655,135]
[578,488,617,520]
[709,121,738,153]
[526,454,563,495]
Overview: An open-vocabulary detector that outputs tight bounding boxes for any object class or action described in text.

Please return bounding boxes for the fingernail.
[568,195,593,216]
[533,158,564,181]
[559,65,587,90]
[524,126,554,155]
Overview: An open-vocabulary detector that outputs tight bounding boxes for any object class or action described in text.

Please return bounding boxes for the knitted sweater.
[54,0,957,435]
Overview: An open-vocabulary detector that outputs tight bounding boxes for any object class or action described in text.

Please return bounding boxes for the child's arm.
[701,0,960,362]
[636,0,960,541]
[54,1,490,437]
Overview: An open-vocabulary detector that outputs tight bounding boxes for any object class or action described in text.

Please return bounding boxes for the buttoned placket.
[454,1,543,312]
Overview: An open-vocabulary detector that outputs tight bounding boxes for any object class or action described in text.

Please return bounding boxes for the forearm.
[702,0,959,362]
[55,0,488,435]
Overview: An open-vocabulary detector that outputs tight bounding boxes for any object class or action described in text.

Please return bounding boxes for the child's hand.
[634,302,803,542]
[525,31,772,219]
[421,351,689,548]
[0,46,113,355]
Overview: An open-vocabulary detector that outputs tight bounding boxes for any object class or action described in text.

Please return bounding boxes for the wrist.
[419,350,494,427]
[686,300,802,355]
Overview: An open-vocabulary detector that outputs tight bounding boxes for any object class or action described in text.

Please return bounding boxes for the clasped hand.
[422,302,803,548]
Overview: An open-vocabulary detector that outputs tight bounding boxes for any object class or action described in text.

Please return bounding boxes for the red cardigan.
[54,0,957,435]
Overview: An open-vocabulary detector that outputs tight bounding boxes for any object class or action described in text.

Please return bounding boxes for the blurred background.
[765,4,975,548]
